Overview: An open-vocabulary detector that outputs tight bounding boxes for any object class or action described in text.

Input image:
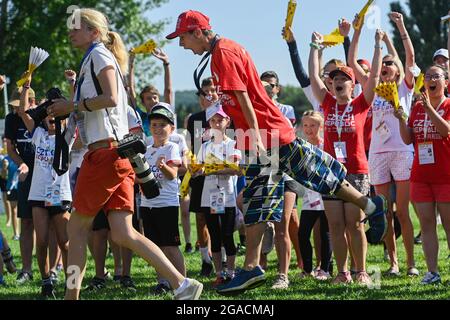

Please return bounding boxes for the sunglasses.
[322,72,330,79]
[382,61,395,67]
[424,74,445,81]
[48,120,56,124]
[265,83,277,88]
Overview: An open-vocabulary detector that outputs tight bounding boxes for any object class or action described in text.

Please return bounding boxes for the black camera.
[117,133,161,199]
[28,87,68,125]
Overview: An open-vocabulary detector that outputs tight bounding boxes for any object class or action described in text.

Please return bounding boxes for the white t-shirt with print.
[75,43,129,145]
[146,132,188,158]
[276,103,296,125]
[198,138,241,208]
[140,141,181,208]
[370,79,414,155]
[28,127,72,202]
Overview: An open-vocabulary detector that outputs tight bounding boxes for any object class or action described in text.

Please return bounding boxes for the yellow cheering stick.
[204,153,241,175]
[130,39,157,54]
[414,73,424,95]
[179,151,203,198]
[354,0,375,30]
[16,47,50,87]
[322,28,345,47]
[283,0,297,40]
[374,82,400,110]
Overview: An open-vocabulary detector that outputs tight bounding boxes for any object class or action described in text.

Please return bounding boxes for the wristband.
[163,62,170,66]
[374,44,383,49]
[310,42,321,50]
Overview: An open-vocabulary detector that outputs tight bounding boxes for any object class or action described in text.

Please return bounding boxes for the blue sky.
[145,0,408,91]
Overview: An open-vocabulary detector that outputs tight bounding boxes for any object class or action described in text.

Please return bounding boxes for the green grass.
[0,204,449,300]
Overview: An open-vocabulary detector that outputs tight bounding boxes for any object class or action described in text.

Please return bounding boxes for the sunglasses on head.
[382,60,395,66]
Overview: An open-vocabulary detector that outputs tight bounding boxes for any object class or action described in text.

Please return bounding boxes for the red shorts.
[72,146,135,216]
[410,182,450,203]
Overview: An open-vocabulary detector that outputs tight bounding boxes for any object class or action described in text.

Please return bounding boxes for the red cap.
[357,59,371,70]
[329,66,356,84]
[166,10,211,39]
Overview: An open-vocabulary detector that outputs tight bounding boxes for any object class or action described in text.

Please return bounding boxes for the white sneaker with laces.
[174,278,203,300]
[271,273,289,289]
[420,272,441,285]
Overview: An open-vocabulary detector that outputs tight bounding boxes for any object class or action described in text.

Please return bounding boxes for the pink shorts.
[369,151,413,186]
[410,182,450,203]
[73,147,135,216]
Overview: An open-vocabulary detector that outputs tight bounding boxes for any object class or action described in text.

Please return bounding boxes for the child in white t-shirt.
[196,104,241,287]
[139,105,185,293]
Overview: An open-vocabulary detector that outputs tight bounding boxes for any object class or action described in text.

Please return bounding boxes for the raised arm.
[349,15,370,86]
[283,26,310,88]
[390,12,415,86]
[339,18,352,65]
[363,29,383,104]
[308,32,328,104]
[153,49,173,106]
[127,52,138,108]
[17,79,35,133]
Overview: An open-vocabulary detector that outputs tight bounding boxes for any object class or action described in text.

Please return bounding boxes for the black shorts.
[18,172,33,219]
[0,178,7,192]
[189,176,205,213]
[29,200,72,216]
[141,206,181,247]
[6,189,18,202]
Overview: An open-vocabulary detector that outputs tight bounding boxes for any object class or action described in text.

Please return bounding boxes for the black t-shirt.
[4,112,35,168]
[187,110,209,156]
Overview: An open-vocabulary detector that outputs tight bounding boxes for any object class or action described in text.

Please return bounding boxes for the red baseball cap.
[166,10,211,39]
[357,59,371,71]
[329,66,356,84]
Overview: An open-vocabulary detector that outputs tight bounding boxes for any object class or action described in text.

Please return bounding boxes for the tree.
[0,0,168,116]
[389,0,449,70]
[278,85,312,122]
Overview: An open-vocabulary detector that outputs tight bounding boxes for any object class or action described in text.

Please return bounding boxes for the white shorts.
[369,151,413,186]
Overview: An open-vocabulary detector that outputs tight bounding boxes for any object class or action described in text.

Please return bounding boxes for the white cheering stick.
[16,46,50,87]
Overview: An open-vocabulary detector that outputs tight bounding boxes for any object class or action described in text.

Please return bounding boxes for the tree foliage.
[0,0,168,116]
[389,0,449,70]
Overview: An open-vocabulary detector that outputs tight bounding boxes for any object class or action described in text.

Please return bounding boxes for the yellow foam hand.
[283,0,297,40]
[354,0,375,30]
[374,82,400,110]
[414,73,424,95]
[322,28,344,47]
[130,39,157,54]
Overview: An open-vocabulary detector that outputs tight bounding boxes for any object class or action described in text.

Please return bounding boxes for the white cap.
[433,48,449,61]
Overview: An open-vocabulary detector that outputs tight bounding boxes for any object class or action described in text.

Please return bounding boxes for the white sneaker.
[420,272,441,285]
[174,278,203,300]
[271,273,289,289]
[314,269,331,281]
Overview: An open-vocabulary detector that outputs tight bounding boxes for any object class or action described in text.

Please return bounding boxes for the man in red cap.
[166,10,388,294]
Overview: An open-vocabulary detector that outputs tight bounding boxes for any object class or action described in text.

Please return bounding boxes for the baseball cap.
[149,102,175,125]
[329,66,356,84]
[9,87,35,107]
[433,48,449,61]
[206,102,228,121]
[357,59,371,71]
[166,10,211,39]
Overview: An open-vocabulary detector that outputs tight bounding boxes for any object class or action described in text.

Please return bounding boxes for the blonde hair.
[301,110,324,126]
[74,8,128,74]
[383,54,404,86]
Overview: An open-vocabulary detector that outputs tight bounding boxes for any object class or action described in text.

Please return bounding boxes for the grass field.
[0,204,449,300]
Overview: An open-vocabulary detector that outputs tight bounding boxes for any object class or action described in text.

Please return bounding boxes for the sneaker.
[355,271,372,286]
[200,261,213,277]
[420,272,441,285]
[174,278,203,300]
[85,277,106,291]
[49,270,59,285]
[332,271,353,285]
[16,271,33,284]
[216,266,265,294]
[386,267,401,277]
[315,269,331,281]
[271,273,289,289]
[120,276,137,292]
[407,267,420,277]
[41,281,56,299]
[185,243,193,254]
[363,195,388,243]
[1,249,17,274]
[153,282,171,295]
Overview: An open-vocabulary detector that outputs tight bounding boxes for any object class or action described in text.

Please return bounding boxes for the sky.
[145,0,408,91]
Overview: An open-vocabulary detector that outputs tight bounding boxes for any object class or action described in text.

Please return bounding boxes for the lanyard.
[423,98,445,141]
[75,42,100,102]
[335,102,352,141]
[193,35,220,96]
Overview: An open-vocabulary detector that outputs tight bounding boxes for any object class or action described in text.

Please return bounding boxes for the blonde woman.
[49,8,202,300]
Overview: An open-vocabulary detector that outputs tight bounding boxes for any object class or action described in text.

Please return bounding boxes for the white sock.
[174,278,189,295]
[221,247,226,261]
[200,247,211,263]
[364,199,376,215]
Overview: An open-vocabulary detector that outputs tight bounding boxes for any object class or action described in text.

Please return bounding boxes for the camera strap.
[194,35,220,96]
[53,119,69,176]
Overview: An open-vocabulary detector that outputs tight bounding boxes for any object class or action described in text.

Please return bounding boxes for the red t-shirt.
[210,38,295,150]
[322,92,371,174]
[363,107,373,153]
[408,98,450,184]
